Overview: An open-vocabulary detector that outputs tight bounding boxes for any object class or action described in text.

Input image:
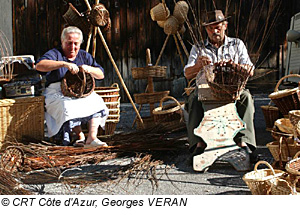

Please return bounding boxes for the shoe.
[86,139,108,147]
[73,139,85,147]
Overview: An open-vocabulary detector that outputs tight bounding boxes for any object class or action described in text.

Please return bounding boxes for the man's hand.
[195,56,211,70]
[64,62,79,74]
[185,56,211,80]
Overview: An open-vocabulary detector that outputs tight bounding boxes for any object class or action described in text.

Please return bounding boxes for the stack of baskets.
[265,74,300,165]
[94,83,120,136]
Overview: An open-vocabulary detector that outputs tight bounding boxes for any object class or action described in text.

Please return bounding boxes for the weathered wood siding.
[12,0,300,101]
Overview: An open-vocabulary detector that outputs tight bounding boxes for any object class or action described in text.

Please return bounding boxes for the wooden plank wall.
[12,0,300,101]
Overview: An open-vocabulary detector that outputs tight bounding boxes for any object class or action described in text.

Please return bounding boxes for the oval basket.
[152,96,183,124]
[164,15,180,35]
[134,91,170,104]
[131,66,167,80]
[61,69,95,98]
[269,74,300,116]
[242,161,286,195]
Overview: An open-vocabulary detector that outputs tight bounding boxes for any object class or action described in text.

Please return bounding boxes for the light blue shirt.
[184,36,253,74]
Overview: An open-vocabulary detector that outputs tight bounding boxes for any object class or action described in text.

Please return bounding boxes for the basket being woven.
[269,74,300,116]
[61,68,95,98]
[242,161,285,195]
[203,62,251,101]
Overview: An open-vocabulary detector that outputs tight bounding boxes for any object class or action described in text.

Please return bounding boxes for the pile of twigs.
[0,169,31,194]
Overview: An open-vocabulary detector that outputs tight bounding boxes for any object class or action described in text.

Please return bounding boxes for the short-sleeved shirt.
[36,47,104,87]
[184,36,253,74]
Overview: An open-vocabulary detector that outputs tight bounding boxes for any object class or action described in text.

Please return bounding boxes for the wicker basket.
[269,74,300,116]
[285,151,300,191]
[271,129,294,145]
[0,96,44,143]
[274,118,294,134]
[131,66,167,80]
[95,83,120,102]
[63,3,91,34]
[89,3,110,27]
[204,63,250,101]
[267,137,300,162]
[267,178,298,195]
[61,69,95,98]
[289,110,300,136]
[134,91,170,104]
[150,2,170,21]
[164,16,180,35]
[173,1,189,24]
[157,20,165,28]
[153,96,183,124]
[261,105,280,130]
[242,161,286,195]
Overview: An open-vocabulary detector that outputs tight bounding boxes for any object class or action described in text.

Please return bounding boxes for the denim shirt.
[184,36,253,74]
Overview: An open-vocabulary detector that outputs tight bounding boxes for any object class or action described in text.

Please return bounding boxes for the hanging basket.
[63,3,91,35]
[164,16,180,35]
[269,74,300,116]
[88,3,110,27]
[242,161,286,195]
[150,2,170,21]
[61,68,95,98]
[173,1,189,24]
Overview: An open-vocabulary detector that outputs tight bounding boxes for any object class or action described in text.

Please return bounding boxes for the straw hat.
[202,10,230,26]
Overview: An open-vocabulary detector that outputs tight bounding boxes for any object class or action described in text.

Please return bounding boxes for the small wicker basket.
[152,96,183,125]
[150,2,170,21]
[242,161,286,195]
[267,137,300,162]
[164,16,180,35]
[173,1,189,24]
[89,3,110,27]
[63,3,91,34]
[261,105,280,130]
[61,69,95,98]
[269,74,300,116]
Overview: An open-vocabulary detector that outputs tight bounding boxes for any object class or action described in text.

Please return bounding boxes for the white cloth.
[44,82,109,137]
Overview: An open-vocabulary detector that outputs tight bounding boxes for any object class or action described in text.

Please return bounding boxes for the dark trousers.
[185,88,256,153]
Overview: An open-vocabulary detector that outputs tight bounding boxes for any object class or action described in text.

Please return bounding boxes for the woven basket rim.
[153,96,182,115]
[285,151,300,176]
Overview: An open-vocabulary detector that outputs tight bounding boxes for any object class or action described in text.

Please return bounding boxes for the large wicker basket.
[242,161,286,195]
[94,83,120,102]
[131,66,167,80]
[269,74,300,116]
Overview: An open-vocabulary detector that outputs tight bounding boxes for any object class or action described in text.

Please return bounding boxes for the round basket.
[89,3,110,27]
[164,16,180,35]
[269,74,300,116]
[286,151,300,176]
[203,63,250,101]
[150,2,170,21]
[131,66,167,79]
[61,69,95,98]
[274,118,294,134]
[95,83,120,102]
[184,77,196,96]
[178,24,186,34]
[157,20,165,28]
[261,105,280,130]
[266,137,300,162]
[289,110,300,136]
[63,3,91,35]
[152,96,183,124]
[242,161,286,195]
[134,91,170,104]
[173,1,189,24]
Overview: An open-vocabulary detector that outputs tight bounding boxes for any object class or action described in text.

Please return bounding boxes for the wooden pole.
[173,34,185,67]
[85,28,93,52]
[155,34,170,66]
[176,32,189,58]
[92,27,97,58]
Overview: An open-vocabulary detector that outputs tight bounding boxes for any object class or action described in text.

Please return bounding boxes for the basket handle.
[187,77,196,88]
[159,96,181,109]
[110,83,119,89]
[293,151,300,159]
[254,160,276,175]
[274,74,300,92]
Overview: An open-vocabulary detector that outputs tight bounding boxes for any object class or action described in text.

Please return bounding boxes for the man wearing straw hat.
[36,26,109,148]
[184,10,258,164]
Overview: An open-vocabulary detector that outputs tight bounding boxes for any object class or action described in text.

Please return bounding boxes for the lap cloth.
[44,82,109,144]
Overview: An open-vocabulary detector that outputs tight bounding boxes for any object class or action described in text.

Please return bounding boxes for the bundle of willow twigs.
[0,169,31,194]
